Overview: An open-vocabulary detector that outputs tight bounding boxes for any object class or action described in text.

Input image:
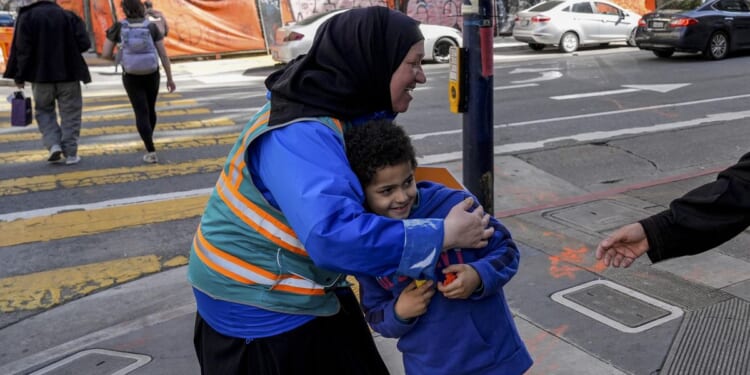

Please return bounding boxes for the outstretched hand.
[443,198,493,251]
[596,223,650,268]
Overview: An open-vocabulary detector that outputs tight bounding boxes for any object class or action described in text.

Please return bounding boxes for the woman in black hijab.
[190,7,493,375]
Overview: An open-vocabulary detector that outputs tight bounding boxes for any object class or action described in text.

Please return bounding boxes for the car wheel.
[627,28,637,47]
[559,32,579,53]
[652,49,674,58]
[528,43,545,51]
[432,37,457,64]
[704,31,729,60]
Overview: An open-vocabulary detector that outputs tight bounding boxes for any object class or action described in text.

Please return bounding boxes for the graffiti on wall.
[284,0,647,35]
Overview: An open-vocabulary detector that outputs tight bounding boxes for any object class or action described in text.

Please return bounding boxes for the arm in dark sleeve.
[468,216,520,299]
[358,277,417,338]
[69,12,91,52]
[105,22,121,42]
[149,23,164,42]
[10,13,33,83]
[641,152,750,262]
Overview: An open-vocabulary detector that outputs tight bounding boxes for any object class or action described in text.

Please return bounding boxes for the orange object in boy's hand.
[444,272,457,285]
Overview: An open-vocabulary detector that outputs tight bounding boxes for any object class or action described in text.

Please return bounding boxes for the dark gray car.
[636,0,750,60]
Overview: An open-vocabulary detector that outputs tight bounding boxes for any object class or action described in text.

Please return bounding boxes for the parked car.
[0,11,15,27]
[512,0,639,52]
[270,9,463,64]
[635,0,750,60]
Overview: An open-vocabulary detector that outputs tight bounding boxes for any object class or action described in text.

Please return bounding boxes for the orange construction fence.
[0,27,12,74]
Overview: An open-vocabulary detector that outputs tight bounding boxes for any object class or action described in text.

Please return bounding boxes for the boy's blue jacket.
[358,181,533,375]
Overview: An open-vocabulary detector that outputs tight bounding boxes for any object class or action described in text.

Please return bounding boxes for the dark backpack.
[118,19,159,75]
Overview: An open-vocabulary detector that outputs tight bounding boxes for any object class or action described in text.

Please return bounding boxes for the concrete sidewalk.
[2,154,748,374]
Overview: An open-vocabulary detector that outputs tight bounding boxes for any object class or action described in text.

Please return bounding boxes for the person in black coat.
[596,152,750,267]
[3,0,91,165]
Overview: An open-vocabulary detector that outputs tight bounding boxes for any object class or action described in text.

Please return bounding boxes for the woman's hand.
[443,198,493,250]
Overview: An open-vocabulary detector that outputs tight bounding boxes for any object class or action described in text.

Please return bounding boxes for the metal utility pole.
[461,0,495,212]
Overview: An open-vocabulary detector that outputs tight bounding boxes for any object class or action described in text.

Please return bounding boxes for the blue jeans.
[31,81,83,157]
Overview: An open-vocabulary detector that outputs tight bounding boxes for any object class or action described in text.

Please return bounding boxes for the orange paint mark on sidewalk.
[523,324,569,375]
[548,244,608,279]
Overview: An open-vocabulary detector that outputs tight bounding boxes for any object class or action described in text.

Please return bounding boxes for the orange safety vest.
[188,103,348,315]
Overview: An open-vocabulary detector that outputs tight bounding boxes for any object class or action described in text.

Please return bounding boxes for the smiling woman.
[188,6,493,375]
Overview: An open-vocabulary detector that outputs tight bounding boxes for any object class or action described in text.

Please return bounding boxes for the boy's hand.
[437,264,481,299]
[394,280,435,321]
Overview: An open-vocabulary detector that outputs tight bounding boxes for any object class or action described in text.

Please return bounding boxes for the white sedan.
[270,9,463,64]
[512,0,639,53]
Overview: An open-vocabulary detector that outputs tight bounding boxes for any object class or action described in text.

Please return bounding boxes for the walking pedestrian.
[101,0,175,164]
[596,151,750,268]
[188,7,493,374]
[3,0,91,165]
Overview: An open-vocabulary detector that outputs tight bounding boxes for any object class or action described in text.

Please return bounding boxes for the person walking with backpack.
[102,0,175,164]
[3,0,91,165]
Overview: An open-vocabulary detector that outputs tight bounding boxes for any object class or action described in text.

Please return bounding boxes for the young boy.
[345,120,533,375]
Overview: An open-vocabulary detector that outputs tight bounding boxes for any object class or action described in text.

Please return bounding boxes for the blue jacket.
[358,181,533,375]
[190,109,445,339]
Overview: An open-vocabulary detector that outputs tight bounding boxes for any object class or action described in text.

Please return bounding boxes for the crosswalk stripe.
[0,131,239,164]
[68,98,197,113]
[0,93,183,112]
[0,108,211,127]
[0,132,237,164]
[0,90,231,315]
[0,195,209,248]
[0,157,225,196]
[0,99,197,119]
[0,255,188,312]
[0,117,235,143]
[79,92,182,104]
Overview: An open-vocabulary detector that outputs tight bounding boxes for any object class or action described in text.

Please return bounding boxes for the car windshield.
[528,1,564,11]
[0,14,13,27]
[296,10,342,25]
[657,0,706,10]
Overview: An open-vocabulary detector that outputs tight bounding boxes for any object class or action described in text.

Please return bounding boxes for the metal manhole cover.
[28,348,151,375]
[551,280,683,333]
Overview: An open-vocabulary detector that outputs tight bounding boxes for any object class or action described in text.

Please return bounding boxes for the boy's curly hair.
[345,119,418,187]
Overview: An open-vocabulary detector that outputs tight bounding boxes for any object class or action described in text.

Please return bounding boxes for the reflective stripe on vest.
[193,225,326,295]
[215,171,306,255]
[189,107,347,299]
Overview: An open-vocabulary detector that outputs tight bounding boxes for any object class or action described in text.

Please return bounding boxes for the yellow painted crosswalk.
[0,117,235,143]
[0,91,239,314]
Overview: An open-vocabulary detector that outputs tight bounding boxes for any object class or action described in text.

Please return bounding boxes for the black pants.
[122,71,160,152]
[193,288,389,375]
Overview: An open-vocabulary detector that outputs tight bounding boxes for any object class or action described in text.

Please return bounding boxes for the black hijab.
[264,7,424,126]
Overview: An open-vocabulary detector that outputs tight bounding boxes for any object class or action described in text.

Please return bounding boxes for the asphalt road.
[1,44,749,374]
